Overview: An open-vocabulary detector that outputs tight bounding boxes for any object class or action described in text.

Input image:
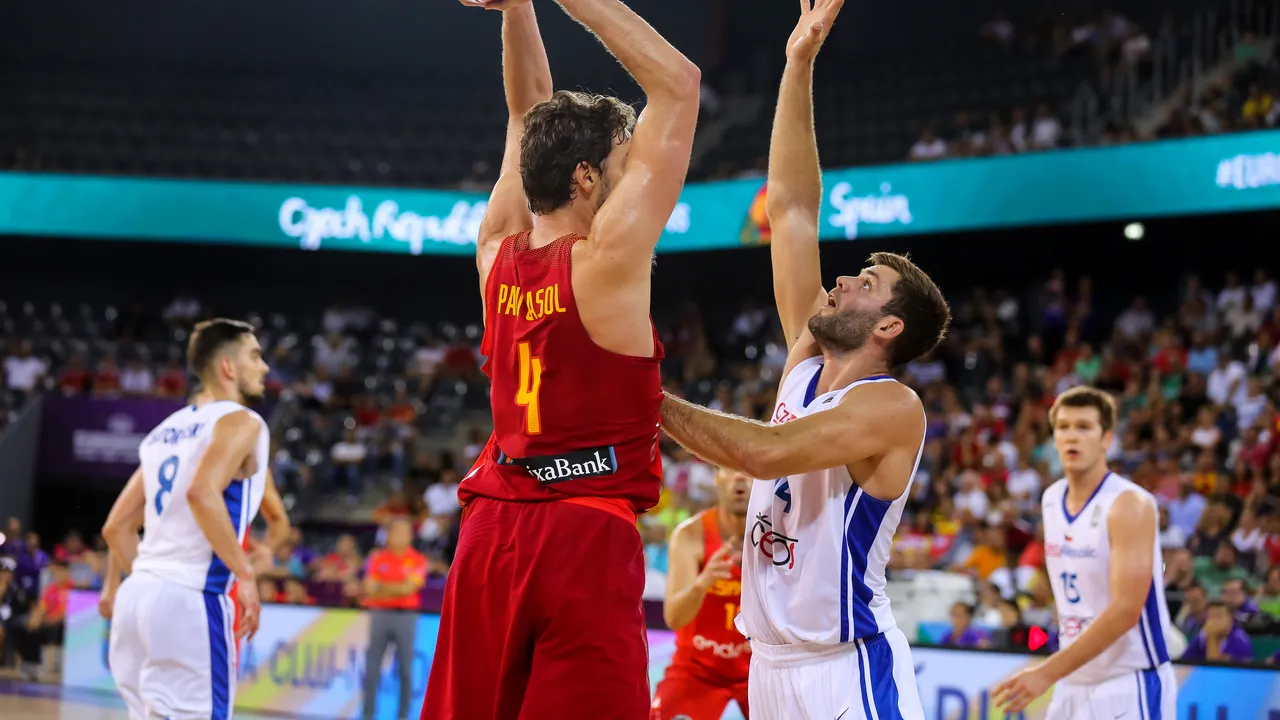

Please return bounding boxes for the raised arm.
[660,381,924,480]
[769,0,844,362]
[557,0,701,275]
[476,4,554,304]
[994,491,1157,712]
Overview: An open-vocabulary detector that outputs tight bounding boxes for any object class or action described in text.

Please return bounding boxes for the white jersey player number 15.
[995,387,1176,719]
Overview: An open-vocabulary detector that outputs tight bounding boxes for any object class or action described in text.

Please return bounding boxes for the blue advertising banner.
[63,590,1280,720]
[3,131,1278,255]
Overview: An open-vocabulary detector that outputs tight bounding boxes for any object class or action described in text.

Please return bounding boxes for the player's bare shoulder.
[842,378,925,441]
[668,514,706,560]
[1106,487,1157,529]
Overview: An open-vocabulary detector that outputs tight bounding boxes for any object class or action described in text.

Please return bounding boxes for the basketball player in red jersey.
[230,469,289,664]
[652,467,753,720]
[422,0,699,717]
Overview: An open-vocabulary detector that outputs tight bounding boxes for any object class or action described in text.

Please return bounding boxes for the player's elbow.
[1116,599,1146,630]
[663,606,689,631]
[185,479,217,507]
[652,61,701,104]
[745,445,790,481]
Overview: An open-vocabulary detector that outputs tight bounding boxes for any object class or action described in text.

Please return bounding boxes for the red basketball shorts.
[421,496,649,720]
[651,667,749,720]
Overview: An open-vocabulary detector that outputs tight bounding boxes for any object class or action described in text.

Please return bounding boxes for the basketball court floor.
[0,680,291,720]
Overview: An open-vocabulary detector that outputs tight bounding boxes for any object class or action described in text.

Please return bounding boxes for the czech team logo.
[750,513,798,569]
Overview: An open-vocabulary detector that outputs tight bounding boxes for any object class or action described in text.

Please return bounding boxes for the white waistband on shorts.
[749,638,861,667]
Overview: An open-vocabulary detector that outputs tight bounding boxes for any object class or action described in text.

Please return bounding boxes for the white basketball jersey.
[132,401,269,594]
[1042,473,1172,684]
[737,356,924,646]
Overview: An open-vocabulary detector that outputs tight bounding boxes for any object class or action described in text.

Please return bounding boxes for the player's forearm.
[503,5,553,117]
[1038,604,1144,682]
[264,518,290,554]
[554,0,700,100]
[664,584,710,630]
[766,57,822,240]
[187,487,255,581]
[103,530,139,575]
[660,393,774,479]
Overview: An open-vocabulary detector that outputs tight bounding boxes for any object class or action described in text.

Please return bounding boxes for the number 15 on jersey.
[516,341,544,435]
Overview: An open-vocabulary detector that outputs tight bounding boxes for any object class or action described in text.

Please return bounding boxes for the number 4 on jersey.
[516,341,544,435]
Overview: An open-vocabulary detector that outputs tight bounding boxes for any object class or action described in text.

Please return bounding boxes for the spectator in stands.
[1257,566,1280,618]
[361,519,426,720]
[161,291,202,328]
[120,356,155,397]
[282,577,316,606]
[1195,542,1256,598]
[12,558,71,680]
[257,577,280,604]
[1030,103,1062,149]
[1183,600,1254,662]
[1020,573,1055,627]
[56,352,89,395]
[908,127,947,161]
[942,602,988,648]
[1222,577,1262,627]
[975,581,1005,626]
[331,427,368,495]
[314,534,365,583]
[155,358,188,399]
[419,470,461,557]
[91,354,121,397]
[3,339,47,404]
[1166,477,1207,539]
[1176,582,1209,638]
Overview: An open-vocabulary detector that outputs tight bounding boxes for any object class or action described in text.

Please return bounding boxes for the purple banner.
[38,394,186,477]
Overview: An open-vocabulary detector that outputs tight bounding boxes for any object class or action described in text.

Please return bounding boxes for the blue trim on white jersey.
[856,639,875,720]
[844,488,892,641]
[864,634,901,719]
[1062,472,1112,524]
[803,364,823,407]
[1141,667,1163,720]
[203,479,246,594]
[204,593,231,720]
[1142,580,1171,664]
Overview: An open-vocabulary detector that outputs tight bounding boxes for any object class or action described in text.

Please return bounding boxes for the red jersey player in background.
[422,0,699,717]
[653,467,752,720]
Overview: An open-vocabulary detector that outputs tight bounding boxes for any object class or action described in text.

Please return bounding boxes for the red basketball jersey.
[460,232,665,512]
[670,511,751,684]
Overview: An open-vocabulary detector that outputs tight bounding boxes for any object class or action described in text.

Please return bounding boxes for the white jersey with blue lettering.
[737,356,925,646]
[1042,472,1173,685]
[131,400,269,594]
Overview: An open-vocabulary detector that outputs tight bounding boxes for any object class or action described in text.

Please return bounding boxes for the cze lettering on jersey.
[1044,542,1099,559]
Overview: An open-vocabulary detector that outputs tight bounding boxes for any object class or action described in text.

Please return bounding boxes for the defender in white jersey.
[100,319,270,720]
[995,387,1177,718]
[660,4,950,716]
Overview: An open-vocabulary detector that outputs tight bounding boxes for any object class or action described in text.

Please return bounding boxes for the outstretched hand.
[787,0,845,61]
[457,0,532,10]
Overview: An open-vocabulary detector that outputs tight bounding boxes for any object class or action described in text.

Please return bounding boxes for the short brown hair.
[520,91,636,215]
[871,252,950,367]
[1049,386,1117,433]
[187,318,255,378]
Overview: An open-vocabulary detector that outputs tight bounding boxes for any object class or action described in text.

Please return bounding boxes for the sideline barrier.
[62,590,1280,719]
[5,131,1279,256]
